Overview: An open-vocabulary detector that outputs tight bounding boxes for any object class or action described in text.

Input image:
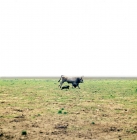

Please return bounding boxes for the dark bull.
[58,75,83,89]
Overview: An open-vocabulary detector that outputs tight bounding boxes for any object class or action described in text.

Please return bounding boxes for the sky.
[0,0,137,77]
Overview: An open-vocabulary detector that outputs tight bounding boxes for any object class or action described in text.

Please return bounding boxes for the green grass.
[0,78,137,108]
[0,78,137,107]
[0,78,137,139]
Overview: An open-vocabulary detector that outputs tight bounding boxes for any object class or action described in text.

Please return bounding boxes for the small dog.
[60,85,70,90]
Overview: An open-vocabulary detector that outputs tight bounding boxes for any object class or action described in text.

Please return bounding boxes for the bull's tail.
[58,75,63,82]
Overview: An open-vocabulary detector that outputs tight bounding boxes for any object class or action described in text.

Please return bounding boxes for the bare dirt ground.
[1,101,137,140]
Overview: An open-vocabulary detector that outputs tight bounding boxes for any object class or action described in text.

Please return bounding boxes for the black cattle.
[60,85,70,90]
[58,75,83,88]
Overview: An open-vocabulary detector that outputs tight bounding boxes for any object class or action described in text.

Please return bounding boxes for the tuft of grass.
[126,129,137,134]
[22,130,27,135]
[37,114,41,116]
[58,110,62,114]
[58,109,68,114]
[91,122,95,125]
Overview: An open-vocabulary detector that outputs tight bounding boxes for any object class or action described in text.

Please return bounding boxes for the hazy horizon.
[1,0,137,77]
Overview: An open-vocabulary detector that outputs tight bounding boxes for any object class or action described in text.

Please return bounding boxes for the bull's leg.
[59,81,64,88]
[78,84,80,89]
[72,83,75,88]
[72,84,74,88]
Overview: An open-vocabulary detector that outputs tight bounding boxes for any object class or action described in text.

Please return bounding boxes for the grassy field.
[0,78,137,140]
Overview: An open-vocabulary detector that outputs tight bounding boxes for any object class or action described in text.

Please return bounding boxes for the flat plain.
[0,78,137,140]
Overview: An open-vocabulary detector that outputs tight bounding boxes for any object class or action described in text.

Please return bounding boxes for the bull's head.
[80,76,84,83]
